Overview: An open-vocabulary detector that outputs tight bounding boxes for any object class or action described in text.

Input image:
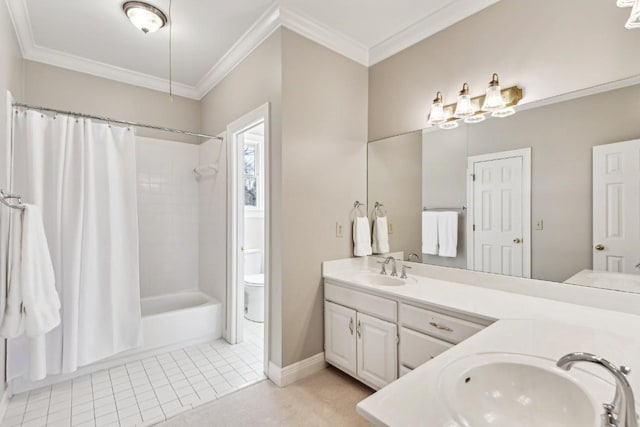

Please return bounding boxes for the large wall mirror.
[368,83,640,294]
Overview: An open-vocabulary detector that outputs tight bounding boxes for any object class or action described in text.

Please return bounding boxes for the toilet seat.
[244,273,264,287]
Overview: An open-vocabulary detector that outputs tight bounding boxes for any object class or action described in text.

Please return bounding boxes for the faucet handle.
[401,265,412,279]
[602,403,617,427]
[376,261,387,275]
[621,366,632,375]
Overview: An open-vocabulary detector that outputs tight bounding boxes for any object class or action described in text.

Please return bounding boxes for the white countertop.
[322,257,640,426]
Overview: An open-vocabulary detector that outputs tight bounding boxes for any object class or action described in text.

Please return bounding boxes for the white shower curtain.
[7,109,142,381]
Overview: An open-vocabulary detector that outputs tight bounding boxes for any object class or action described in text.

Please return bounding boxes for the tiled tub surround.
[2,334,265,427]
[322,257,640,426]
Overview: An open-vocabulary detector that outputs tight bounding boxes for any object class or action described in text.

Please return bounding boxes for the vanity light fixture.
[123,1,168,34]
[454,83,475,118]
[617,0,640,28]
[482,73,506,111]
[427,92,447,125]
[464,113,486,124]
[439,121,459,130]
[427,75,522,130]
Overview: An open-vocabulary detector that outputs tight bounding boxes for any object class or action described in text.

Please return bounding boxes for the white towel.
[372,216,390,254]
[0,204,60,338]
[422,211,439,255]
[437,211,459,258]
[353,217,372,257]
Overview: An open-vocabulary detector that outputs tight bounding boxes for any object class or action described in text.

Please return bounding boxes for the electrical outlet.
[535,220,544,231]
[336,222,343,238]
[388,222,394,234]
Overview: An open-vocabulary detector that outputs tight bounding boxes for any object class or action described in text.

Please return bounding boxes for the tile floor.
[2,319,265,427]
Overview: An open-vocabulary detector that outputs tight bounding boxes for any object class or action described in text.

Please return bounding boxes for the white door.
[356,312,397,389]
[325,302,357,376]
[593,140,640,273]
[468,148,531,277]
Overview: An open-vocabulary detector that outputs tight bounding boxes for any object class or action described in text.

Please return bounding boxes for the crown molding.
[194,3,280,99]
[6,0,500,99]
[369,0,500,65]
[6,0,200,99]
[279,7,369,66]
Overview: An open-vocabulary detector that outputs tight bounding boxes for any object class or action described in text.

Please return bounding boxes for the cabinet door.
[325,301,357,376]
[356,312,398,389]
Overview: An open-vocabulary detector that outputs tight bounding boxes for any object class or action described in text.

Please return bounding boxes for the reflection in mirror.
[368,83,640,293]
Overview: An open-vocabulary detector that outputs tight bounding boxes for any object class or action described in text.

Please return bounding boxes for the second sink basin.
[354,273,406,287]
[438,353,597,427]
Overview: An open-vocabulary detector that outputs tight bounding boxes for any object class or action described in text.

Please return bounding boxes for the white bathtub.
[11,290,223,394]
[138,290,223,352]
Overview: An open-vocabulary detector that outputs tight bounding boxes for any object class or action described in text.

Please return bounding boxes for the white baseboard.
[268,352,327,387]
[0,386,10,425]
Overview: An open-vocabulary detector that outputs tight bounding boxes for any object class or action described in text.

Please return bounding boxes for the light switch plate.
[535,220,543,231]
[336,222,343,238]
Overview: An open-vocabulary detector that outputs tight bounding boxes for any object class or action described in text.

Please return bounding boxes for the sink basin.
[354,273,406,286]
[439,353,597,427]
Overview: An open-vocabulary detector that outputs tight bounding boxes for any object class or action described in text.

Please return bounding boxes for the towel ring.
[351,201,367,219]
[372,202,387,218]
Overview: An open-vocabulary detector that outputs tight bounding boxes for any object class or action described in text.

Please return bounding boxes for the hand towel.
[422,211,439,255]
[0,205,60,339]
[437,211,459,258]
[372,216,390,254]
[353,217,372,257]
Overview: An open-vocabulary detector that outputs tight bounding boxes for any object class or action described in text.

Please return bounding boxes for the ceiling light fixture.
[123,1,168,34]
[454,83,475,118]
[427,92,447,126]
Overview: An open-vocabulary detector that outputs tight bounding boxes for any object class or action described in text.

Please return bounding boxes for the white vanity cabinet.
[324,282,398,389]
[323,279,491,386]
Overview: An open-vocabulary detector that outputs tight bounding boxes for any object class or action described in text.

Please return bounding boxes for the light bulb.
[482,73,506,112]
[454,83,475,118]
[427,92,446,125]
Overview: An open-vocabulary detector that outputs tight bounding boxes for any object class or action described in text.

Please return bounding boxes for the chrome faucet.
[557,352,638,427]
[384,256,398,277]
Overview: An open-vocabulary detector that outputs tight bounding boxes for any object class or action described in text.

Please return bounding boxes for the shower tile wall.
[136,137,199,298]
[197,139,227,303]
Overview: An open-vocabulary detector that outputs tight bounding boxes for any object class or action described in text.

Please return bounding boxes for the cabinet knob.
[595,244,605,251]
[513,238,522,244]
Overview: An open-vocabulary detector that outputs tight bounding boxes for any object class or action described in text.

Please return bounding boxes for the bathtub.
[138,290,223,353]
[10,290,222,394]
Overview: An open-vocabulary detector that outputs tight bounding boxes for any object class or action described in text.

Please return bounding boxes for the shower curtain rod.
[12,102,223,141]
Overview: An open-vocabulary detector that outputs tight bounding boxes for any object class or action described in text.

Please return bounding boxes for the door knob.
[595,244,605,251]
[513,238,522,244]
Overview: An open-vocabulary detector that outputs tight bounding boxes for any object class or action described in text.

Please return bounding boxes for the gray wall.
[0,1,24,389]
[421,85,640,282]
[368,0,640,141]
[280,29,368,367]
[368,132,422,259]
[200,29,284,366]
[23,61,201,144]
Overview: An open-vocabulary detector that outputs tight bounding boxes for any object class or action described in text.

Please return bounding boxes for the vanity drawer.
[400,327,453,369]
[400,303,484,344]
[325,282,396,322]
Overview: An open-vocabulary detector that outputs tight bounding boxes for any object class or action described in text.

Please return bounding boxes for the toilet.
[243,249,265,322]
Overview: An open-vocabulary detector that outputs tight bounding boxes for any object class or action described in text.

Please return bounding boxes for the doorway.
[593,139,640,273]
[226,103,270,375]
[466,148,531,278]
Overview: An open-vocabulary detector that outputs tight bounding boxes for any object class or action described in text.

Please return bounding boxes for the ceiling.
[7,0,499,99]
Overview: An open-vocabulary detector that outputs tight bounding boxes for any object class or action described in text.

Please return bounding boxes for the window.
[243,139,263,210]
